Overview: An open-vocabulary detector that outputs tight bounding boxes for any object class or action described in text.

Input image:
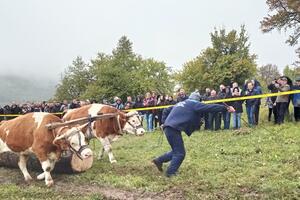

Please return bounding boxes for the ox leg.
[98,137,116,163]
[97,147,105,160]
[37,153,57,181]
[40,159,54,187]
[18,153,33,182]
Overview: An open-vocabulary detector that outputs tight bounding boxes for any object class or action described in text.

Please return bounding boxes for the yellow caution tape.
[125,90,300,112]
[0,90,299,116]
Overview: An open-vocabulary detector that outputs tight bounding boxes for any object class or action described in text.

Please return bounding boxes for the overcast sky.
[0,0,297,81]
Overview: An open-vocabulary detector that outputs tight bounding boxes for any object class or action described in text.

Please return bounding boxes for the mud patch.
[0,167,185,200]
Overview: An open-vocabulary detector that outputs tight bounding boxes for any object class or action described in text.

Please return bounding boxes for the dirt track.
[0,167,185,200]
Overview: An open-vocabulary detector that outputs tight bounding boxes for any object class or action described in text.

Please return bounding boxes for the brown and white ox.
[0,112,92,187]
[63,104,145,163]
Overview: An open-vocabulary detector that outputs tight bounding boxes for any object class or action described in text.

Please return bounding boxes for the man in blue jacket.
[152,92,235,177]
[292,77,300,122]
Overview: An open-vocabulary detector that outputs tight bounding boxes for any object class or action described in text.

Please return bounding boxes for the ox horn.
[125,111,137,117]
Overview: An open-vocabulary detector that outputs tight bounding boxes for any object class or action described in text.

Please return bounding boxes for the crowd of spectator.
[1,76,300,132]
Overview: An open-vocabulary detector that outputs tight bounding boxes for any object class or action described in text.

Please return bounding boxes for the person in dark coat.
[201,88,211,130]
[267,79,279,123]
[292,77,300,121]
[244,81,260,127]
[152,92,235,177]
[208,90,222,131]
[231,87,243,129]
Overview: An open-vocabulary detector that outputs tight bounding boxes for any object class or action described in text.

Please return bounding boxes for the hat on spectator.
[189,92,201,101]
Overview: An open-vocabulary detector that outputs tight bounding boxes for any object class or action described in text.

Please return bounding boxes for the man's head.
[189,92,201,101]
[210,90,217,97]
[232,82,238,88]
[295,77,300,85]
[220,84,226,91]
[127,96,132,102]
[179,88,185,96]
[247,82,254,90]
[205,88,211,94]
[280,77,288,85]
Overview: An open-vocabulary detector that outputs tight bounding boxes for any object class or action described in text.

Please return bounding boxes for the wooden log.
[0,151,93,174]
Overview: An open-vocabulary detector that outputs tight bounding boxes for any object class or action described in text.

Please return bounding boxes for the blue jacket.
[162,99,227,136]
[292,85,300,107]
[244,89,260,106]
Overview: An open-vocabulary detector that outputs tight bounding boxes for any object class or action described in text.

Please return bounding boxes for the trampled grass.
[0,121,299,199]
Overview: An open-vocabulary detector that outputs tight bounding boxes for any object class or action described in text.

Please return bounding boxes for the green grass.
[0,119,299,199]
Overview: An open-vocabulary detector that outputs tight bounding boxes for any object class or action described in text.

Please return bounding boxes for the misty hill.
[0,75,57,105]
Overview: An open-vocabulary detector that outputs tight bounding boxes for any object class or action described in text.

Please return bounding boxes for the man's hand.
[227,106,235,113]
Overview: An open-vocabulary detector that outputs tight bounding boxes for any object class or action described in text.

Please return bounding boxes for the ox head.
[53,124,92,160]
[123,111,145,136]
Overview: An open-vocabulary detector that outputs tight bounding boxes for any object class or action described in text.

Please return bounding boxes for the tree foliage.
[55,36,172,101]
[257,64,281,88]
[55,56,92,100]
[176,26,257,92]
[283,65,300,81]
[261,0,300,62]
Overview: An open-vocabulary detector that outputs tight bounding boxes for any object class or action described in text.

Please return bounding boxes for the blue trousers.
[155,126,186,176]
[222,111,231,129]
[233,112,242,129]
[246,105,255,126]
[144,113,153,132]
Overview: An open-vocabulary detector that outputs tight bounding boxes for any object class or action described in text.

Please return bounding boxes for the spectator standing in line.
[275,77,290,125]
[231,87,243,129]
[202,88,211,130]
[244,81,259,127]
[143,92,155,132]
[125,96,135,109]
[113,97,124,110]
[69,99,80,109]
[292,77,300,122]
[218,84,231,129]
[60,100,69,112]
[267,79,279,123]
[177,88,188,102]
[252,80,262,125]
[208,90,222,131]
[156,95,167,127]
[167,96,176,105]
[265,97,274,122]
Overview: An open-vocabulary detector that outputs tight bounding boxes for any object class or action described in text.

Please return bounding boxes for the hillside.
[0,75,56,105]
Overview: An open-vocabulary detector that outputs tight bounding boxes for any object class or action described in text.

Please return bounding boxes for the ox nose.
[82,149,93,158]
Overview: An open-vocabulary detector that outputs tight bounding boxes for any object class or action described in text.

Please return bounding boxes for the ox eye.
[71,142,75,146]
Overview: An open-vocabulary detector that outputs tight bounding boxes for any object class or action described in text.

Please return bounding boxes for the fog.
[0,0,298,104]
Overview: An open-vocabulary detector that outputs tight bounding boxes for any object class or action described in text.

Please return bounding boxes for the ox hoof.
[46,180,54,187]
[37,173,45,180]
[110,160,117,164]
[25,176,33,183]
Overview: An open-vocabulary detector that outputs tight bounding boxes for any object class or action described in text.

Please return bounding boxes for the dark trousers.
[276,102,288,124]
[155,127,185,176]
[208,112,221,131]
[222,111,231,129]
[294,107,300,122]
[204,113,210,130]
[272,105,278,124]
[268,108,272,121]
[254,105,260,125]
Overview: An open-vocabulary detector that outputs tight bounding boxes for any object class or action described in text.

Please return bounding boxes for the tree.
[261,0,300,61]
[176,26,257,92]
[257,64,281,87]
[55,56,92,101]
[80,36,173,101]
[283,65,300,81]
